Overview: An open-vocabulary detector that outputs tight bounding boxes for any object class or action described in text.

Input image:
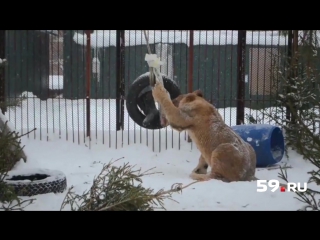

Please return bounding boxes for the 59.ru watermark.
[256,180,307,193]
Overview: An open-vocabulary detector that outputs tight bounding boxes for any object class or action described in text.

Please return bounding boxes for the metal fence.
[0,30,295,151]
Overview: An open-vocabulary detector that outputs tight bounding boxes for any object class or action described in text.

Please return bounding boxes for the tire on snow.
[3,168,67,197]
[126,72,181,129]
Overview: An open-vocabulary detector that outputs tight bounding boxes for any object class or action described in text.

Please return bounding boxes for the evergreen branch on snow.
[60,157,199,211]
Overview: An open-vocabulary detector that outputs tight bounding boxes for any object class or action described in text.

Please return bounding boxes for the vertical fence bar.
[75,31,78,142]
[14,32,17,131]
[255,31,260,122]
[217,31,221,108]
[101,31,105,145]
[127,31,131,145]
[263,31,268,115]
[38,32,42,140]
[85,30,92,138]
[223,30,227,121]
[290,30,299,125]
[236,30,246,125]
[188,30,194,93]
[58,31,62,140]
[116,30,125,138]
[286,30,293,123]
[187,30,194,143]
[115,30,120,139]
[63,30,67,141]
[75,31,79,144]
[120,30,125,146]
[26,31,30,138]
[0,30,5,114]
[230,30,235,126]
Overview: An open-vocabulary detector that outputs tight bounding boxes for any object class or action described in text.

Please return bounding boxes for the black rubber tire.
[3,168,67,197]
[126,72,181,129]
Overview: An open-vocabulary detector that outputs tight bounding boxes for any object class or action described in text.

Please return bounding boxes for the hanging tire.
[126,72,181,129]
[2,168,67,197]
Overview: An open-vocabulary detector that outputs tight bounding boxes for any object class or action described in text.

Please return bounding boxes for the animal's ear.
[184,94,196,102]
[193,89,203,98]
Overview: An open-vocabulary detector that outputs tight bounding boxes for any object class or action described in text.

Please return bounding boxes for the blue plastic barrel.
[231,124,285,168]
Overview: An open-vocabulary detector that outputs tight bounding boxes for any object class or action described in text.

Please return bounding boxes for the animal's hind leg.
[191,155,208,174]
[189,155,210,181]
[210,143,246,182]
[190,143,245,182]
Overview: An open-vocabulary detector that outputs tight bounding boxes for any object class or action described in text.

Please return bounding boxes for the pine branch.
[97,180,199,211]
[262,45,320,210]
[0,112,36,210]
[60,157,200,211]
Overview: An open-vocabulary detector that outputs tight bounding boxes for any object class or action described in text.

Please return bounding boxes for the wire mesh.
[2,30,289,152]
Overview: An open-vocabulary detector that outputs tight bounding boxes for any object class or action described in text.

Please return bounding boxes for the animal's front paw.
[152,82,167,102]
[192,167,207,174]
[189,172,211,181]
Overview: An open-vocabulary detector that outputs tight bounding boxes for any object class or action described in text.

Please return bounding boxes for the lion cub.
[152,82,256,182]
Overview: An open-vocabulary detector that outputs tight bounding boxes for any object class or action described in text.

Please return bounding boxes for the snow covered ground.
[3,92,319,210]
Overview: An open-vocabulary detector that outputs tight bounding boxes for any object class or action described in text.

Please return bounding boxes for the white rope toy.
[145,53,171,100]
[145,54,163,69]
[143,30,170,106]
[145,53,165,86]
[143,30,164,86]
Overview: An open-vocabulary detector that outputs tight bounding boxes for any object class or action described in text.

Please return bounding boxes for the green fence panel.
[63,30,86,99]
[5,30,49,100]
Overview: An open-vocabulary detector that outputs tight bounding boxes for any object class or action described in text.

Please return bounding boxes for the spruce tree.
[262,30,320,210]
